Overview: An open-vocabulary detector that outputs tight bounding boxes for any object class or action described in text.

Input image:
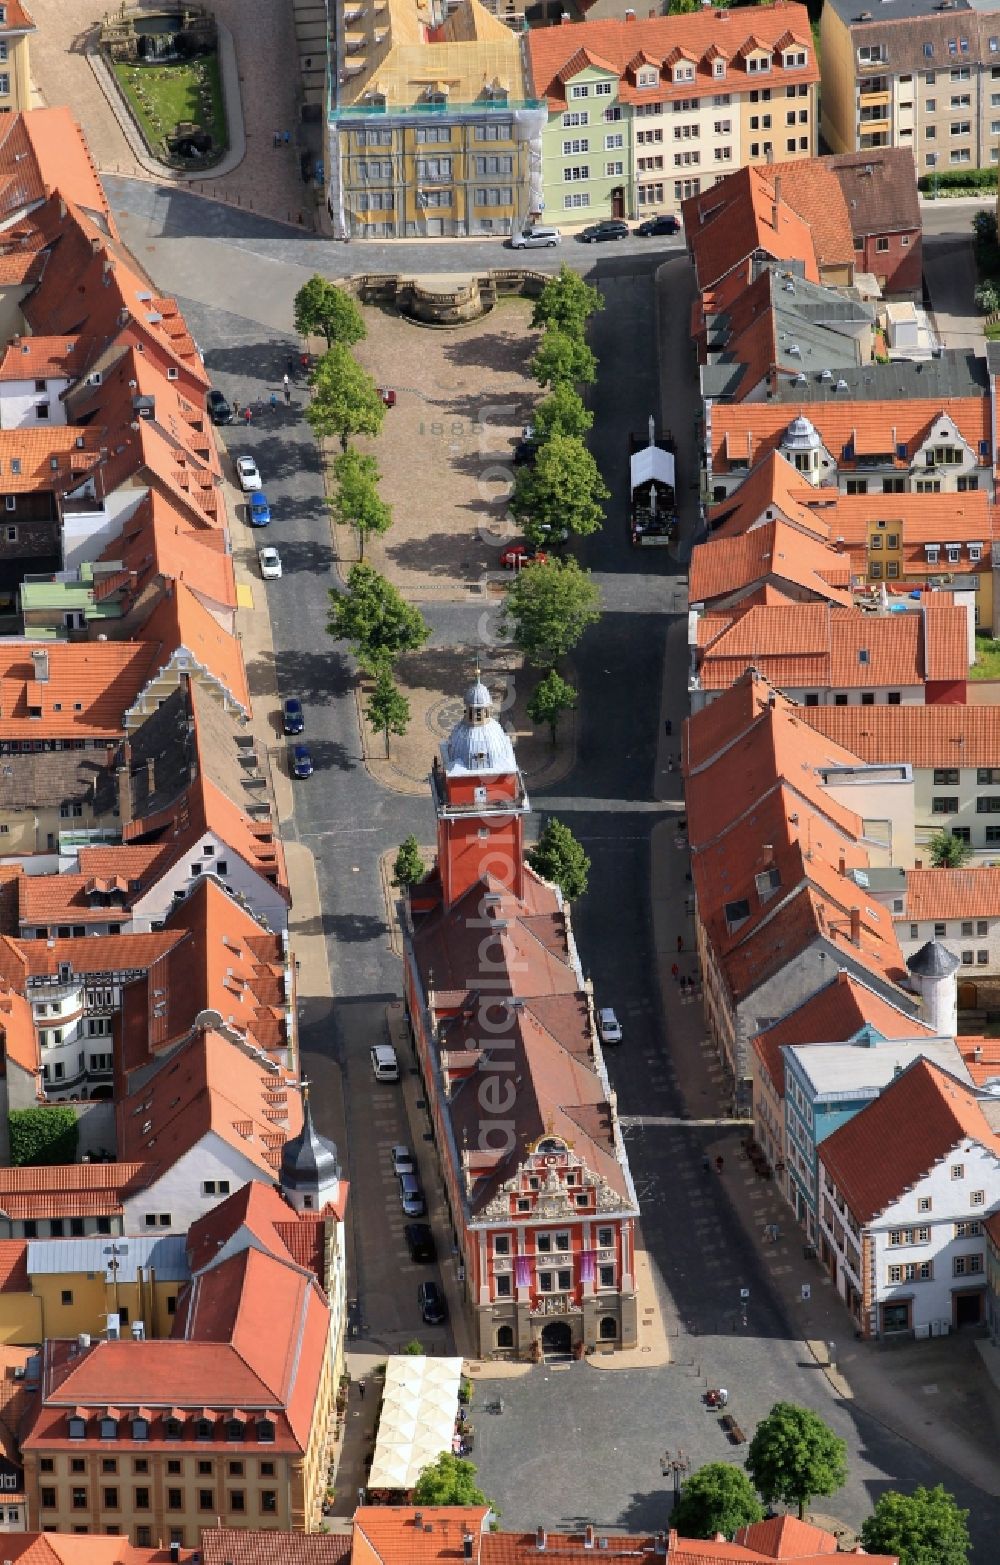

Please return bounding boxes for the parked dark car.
[580,219,629,243]
[418,1280,448,1325]
[636,214,681,237]
[282,697,304,735]
[206,389,233,425]
[291,743,314,779]
[513,438,538,466]
[405,1223,437,1262]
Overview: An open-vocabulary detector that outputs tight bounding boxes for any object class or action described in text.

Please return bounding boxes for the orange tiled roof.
[761,158,855,270]
[753,969,935,1095]
[709,397,990,478]
[695,600,969,689]
[0,1540,192,1565]
[797,702,1000,768]
[903,866,1000,922]
[201,1533,351,1565]
[821,1057,1000,1223]
[683,162,821,290]
[0,427,103,492]
[959,1037,1000,1088]
[0,1162,151,1221]
[139,582,249,714]
[0,983,37,1076]
[15,930,185,979]
[0,335,82,381]
[689,520,852,607]
[0,110,109,234]
[527,4,817,113]
[0,1241,28,1293]
[0,642,161,738]
[100,491,236,614]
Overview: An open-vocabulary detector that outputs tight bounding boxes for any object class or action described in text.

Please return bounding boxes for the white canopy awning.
[631,443,675,492]
[368,1355,464,1492]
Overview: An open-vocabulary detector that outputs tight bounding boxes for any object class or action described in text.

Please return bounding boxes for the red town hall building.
[401,677,640,1359]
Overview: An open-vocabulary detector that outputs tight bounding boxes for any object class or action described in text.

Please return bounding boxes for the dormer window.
[68,1417,86,1440]
[747,54,771,73]
[782,49,807,68]
[367,91,386,110]
[713,59,726,77]
[425,88,447,107]
[226,1418,245,1441]
[256,1419,275,1444]
[195,1419,213,1441]
[164,1417,183,1441]
[99,1417,117,1440]
[131,1418,149,1442]
[638,67,659,88]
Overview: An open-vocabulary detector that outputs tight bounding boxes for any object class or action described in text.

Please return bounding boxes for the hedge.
[9,1106,78,1167]
[918,166,998,193]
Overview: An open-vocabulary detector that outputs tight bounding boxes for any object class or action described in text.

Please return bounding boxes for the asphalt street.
[110,184,1000,1551]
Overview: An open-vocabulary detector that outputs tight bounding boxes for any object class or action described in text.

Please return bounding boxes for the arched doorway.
[599,1316,617,1341]
[540,1320,572,1355]
[496,1325,514,1349]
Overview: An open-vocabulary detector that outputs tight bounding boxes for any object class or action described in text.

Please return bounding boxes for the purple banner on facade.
[580,1250,595,1284]
[515,1255,531,1289]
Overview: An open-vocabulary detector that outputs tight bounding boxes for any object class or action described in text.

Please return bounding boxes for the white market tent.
[368,1355,464,1492]
[630,442,675,494]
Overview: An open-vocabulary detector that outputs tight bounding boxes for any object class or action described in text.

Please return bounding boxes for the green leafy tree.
[671,1463,765,1540]
[527,669,577,744]
[860,1485,971,1565]
[928,829,973,869]
[293,275,366,348]
[534,384,594,444]
[528,818,590,901]
[366,665,411,758]
[330,447,392,560]
[501,557,601,669]
[513,433,609,544]
[413,1453,489,1507]
[745,1402,847,1521]
[531,265,604,338]
[975,280,1000,314]
[403,1339,426,1356]
[9,1107,79,1167]
[307,344,386,451]
[530,327,597,389]
[392,835,425,888]
[328,563,428,672]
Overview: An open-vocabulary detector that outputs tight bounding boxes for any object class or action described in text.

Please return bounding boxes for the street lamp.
[661,1448,691,1502]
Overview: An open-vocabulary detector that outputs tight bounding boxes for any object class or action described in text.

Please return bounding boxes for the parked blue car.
[249,491,271,527]
[291,743,314,779]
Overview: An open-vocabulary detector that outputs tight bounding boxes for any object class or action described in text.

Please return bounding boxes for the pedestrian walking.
[283,373,290,390]
[676,934,684,953]
[284,384,291,404]
[666,755,674,773]
[232,399,240,419]
[284,130,291,145]
[269,391,278,409]
[273,131,281,148]
[359,1381,366,1401]
[702,1155,710,1173]
[286,355,294,377]
[244,406,252,425]
[671,962,679,981]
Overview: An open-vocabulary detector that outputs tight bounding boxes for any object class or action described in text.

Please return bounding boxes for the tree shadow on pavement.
[323,910,389,944]
[245,646,353,703]
[441,332,535,375]
[385,534,488,578]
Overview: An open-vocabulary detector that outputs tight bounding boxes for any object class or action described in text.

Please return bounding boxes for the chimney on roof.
[30,648,49,684]
[146,757,156,798]
[536,1529,547,1551]
[413,1513,423,1529]
[975,1044,983,1061]
[850,906,861,946]
[463,1536,474,1562]
[654,1537,667,1557]
[838,854,846,876]
[584,1527,595,1550]
[624,6,635,16]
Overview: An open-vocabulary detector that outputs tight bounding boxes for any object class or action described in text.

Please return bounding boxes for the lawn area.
[971,631,1000,679]
[113,54,226,162]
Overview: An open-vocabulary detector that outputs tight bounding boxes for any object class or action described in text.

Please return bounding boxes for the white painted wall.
[0,375,70,428]
[62,488,146,572]
[122,1130,277,1234]
[130,839,289,934]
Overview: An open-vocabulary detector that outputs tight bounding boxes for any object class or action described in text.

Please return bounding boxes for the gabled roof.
[695,600,969,690]
[757,158,856,270]
[526,3,817,112]
[684,164,821,292]
[137,582,249,715]
[118,875,291,1080]
[0,1538,189,1565]
[99,490,236,616]
[708,392,990,478]
[0,334,82,381]
[826,147,920,239]
[356,1510,490,1565]
[753,969,937,1096]
[186,1180,342,1282]
[0,1162,152,1221]
[0,109,109,230]
[689,519,853,608]
[115,1025,301,1180]
[0,641,161,739]
[820,1057,1000,1223]
[707,450,829,541]
[0,982,38,1076]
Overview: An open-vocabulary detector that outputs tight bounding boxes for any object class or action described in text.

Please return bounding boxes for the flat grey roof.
[825,0,975,26]
[771,348,988,403]
[786,1038,970,1098]
[26,1234,190,1281]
